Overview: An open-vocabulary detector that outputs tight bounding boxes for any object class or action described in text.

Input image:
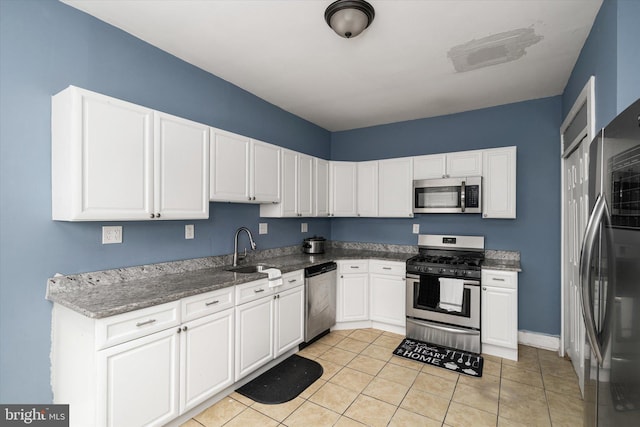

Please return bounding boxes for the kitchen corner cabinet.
[315,158,330,217]
[413,150,483,180]
[481,269,518,360]
[52,86,209,221]
[357,161,379,217]
[260,150,313,217]
[369,260,406,326]
[52,286,235,427]
[378,157,414,217]
[482,146,517,218]
[235,271,304,379]
[337,260,369,322]
[330,161,358,217]
[210,128,280,203]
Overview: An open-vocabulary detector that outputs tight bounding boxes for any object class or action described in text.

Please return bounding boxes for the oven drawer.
[481,269,516,289]
[406,317,481,354]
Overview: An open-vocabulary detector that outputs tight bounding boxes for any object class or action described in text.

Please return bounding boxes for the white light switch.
[301,223,308,233]
[259,223,268,234]
[185,224,194,239]
[102,226,122,244]
[412,224,420,234]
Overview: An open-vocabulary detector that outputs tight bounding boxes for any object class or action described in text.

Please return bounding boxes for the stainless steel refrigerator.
[580,98,640,426]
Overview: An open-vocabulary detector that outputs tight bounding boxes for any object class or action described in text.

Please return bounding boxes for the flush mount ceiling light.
[325,0,375,39]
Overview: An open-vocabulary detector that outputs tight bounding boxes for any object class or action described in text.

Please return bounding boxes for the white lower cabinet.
[337,260,369,322]
[369,261,406,326]
[235,271,304,380]
[481,269,518,360]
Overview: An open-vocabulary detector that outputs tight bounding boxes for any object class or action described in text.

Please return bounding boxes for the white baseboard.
[518,330,560,352]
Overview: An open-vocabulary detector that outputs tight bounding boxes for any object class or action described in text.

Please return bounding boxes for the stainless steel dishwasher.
[303,262,337,343]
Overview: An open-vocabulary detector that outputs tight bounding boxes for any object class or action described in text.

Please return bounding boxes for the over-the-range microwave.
[412,177,482,214]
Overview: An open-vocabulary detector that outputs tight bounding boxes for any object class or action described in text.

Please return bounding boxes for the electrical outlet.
[102,226,122,244]
[301,223,308,233]
[259,223,268,234]
[185,224,194,239]
[412,224,420,234]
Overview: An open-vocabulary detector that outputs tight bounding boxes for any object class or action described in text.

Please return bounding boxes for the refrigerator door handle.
[579,193,611,366]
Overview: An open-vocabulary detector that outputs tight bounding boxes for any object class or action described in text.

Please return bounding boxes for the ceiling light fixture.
[325,0,375,39]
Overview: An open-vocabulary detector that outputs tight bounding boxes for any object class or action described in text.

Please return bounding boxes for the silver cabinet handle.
[254,288,265,293]
[461,180,466,212]
[136,319,156,327]
[482,287,487,291]
[492,278,505,282]
[382,267,392,270]
[156,213,161,218]
[350,266,359,269]
[150,213,155,218]
[288,279,297,283]
[205,300,220,306]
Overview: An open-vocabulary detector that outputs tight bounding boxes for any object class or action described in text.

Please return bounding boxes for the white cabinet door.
[298,154,314,217]
[281,150,299,217]
[97,327,179,427]
[481,286,518,348]
[180,308,234,413]
[413,154,446,179]
[154,112,209,220]
[337,261,369,322]
[274,285,305,357]
[209,128,250,202]
[235,296,274,380]
[357,161,378,217]
[378,157,414,218]
[330,161,358,217]
[446,150,483,177]
[251,140,281,203]
[315,158,330,217]
[369,274,406,326]
[52,86,154,221]
[482,146,517,218]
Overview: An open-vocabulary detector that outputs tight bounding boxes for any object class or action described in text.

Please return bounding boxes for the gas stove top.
[406,234,485,278]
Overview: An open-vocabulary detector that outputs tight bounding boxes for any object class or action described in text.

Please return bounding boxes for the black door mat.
[393,338,483,377]
[235,354,323,404]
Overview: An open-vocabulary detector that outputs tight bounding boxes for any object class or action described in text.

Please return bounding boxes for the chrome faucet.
[232,227,256,266]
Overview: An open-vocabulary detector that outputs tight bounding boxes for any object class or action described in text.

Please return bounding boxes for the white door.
[356,161,378,217]
[251,140,280,202]
[315,158,330,217]
[330,161,357,216]
[235,296,274,380]
[446,150,483,177]
[274,286,305,357]
[98,328,179,427]
[413,154,446,179]
[338,273,369,321]
[481,286,518,349]
[210,128,250,202]
[482,147,517,218]
[298,154,314,216]
[369,274,405,326]
[76,89,154,220]
[180,308,234,413]
[378,157,414,218]
[155,112,209,219]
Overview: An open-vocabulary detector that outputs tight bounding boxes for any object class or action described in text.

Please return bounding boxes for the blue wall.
[0,0,329,403]
[331,97,563,337]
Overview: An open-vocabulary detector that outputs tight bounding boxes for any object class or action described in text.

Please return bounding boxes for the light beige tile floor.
[182,328,583,427]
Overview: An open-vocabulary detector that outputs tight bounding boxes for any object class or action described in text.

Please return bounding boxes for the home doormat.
[235,354,323,404]
[393,338,483,377]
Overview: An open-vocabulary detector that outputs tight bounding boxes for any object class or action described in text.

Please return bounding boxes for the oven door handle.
[461,180,466,212]
[406,318,479,335]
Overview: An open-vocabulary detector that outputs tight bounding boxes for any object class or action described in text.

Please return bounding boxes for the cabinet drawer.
[235,278,272,305]
[278,270,304,292]
[181,287,234,322]
[482,269,517,289]
[95,301,180,350]
[369,260,405,276]
[338,260,369,274]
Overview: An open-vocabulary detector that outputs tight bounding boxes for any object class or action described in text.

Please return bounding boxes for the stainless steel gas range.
[405,234,485,354]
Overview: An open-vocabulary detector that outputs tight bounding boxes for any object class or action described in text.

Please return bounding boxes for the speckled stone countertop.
[46,242,416,319]
[482,250,522,272]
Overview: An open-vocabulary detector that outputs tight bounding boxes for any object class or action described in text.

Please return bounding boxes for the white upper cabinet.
[330,161,358,217]
[378,157,414,217]
[357,161,378,217]
[482,146,517,218]
[52,86,209,221]
[260,150,313,217]
[315,158,330,217]
[210,128,280,203]
[413,150,483,180]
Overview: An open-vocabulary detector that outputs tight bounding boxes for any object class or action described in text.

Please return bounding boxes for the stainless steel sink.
[225,264,274,274]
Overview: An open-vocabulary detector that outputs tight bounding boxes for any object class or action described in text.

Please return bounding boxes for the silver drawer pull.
[205,300,220,306]
[350,266,359,269]
[136,319,156,327]
[382,267,392,270]
[288,279,297,283]
[492,278,505,282]
[254,288,265,293]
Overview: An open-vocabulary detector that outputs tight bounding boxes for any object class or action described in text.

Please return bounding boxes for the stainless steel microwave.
[413,177,482,213]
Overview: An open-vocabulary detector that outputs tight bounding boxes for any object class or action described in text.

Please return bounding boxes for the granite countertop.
[482,250,522,272]
[46,244,415,319]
